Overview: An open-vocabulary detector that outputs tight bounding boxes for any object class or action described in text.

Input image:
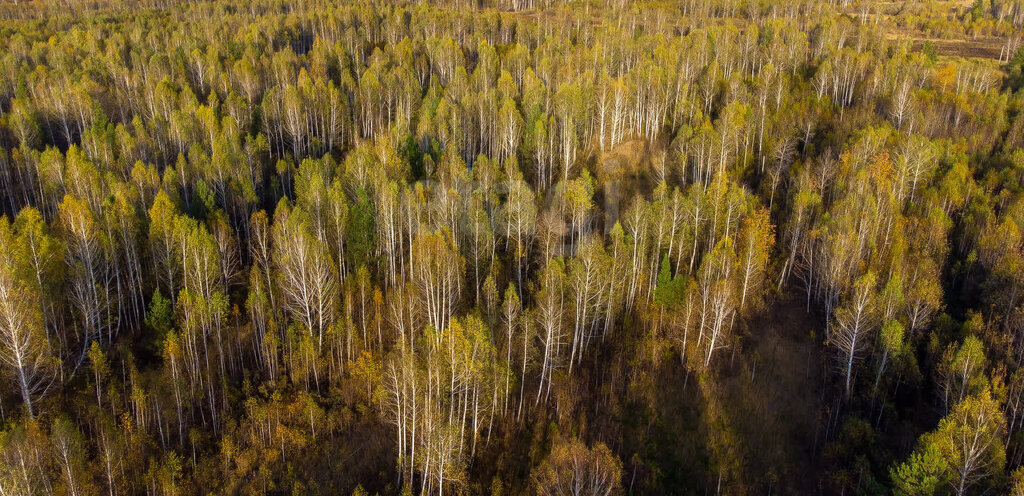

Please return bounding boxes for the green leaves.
[892,387,1006,495]
[653,255,686,310]
[346,187,377,270]
[891,434,949,496]
[145,289,175,347]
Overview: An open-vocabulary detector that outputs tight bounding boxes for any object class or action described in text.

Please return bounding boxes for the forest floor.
[719,296,829,494]
[589,295,831,494]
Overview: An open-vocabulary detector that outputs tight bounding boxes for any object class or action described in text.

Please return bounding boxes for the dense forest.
[2,0,1024,494]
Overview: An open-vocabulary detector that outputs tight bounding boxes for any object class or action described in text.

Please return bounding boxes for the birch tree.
[831,271,878,397]
[0,220,55,418]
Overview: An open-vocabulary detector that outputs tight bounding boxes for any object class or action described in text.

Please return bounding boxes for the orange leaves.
[350,349,382,403]
[532,437,623,496]
[868,149,895,190]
